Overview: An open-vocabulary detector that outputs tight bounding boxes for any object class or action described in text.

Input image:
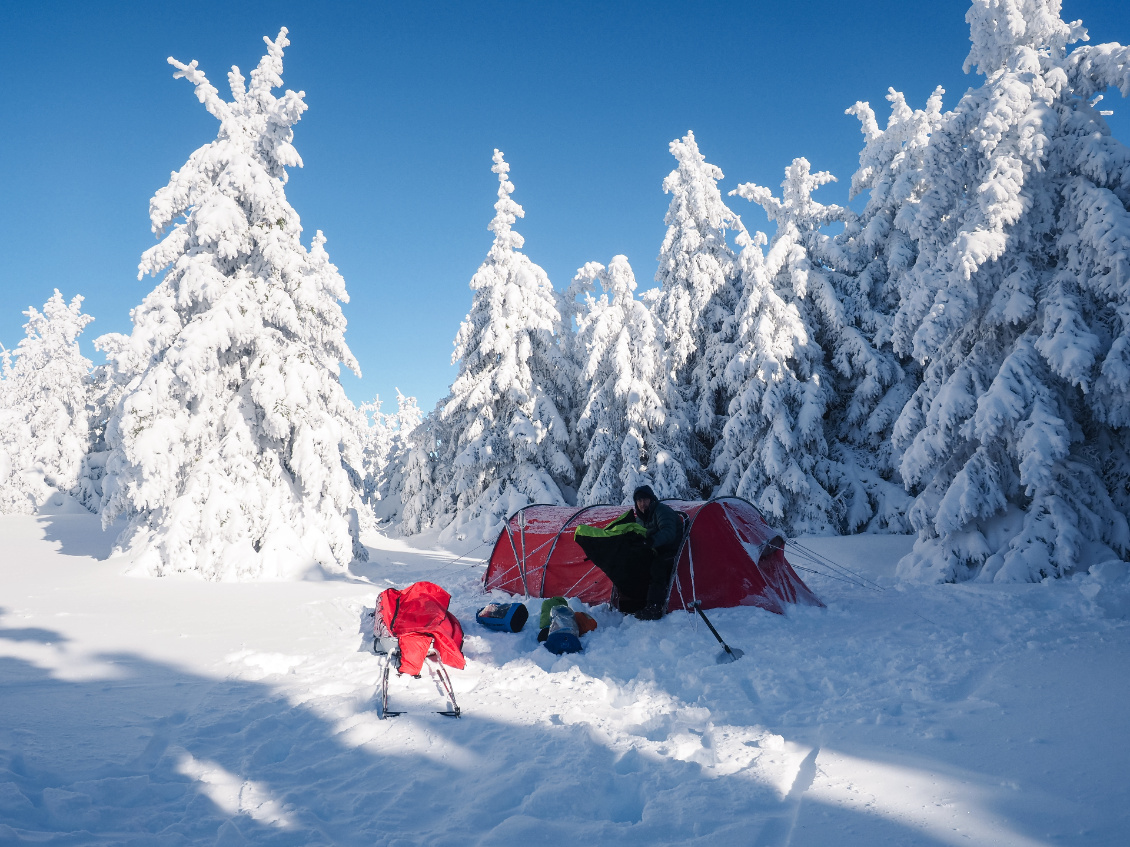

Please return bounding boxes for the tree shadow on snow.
[35,509,121,562]
[0,617,1066,847]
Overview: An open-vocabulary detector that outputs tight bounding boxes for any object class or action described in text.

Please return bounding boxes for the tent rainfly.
[482,497,824,614]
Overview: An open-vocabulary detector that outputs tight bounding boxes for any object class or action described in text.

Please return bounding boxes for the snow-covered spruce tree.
[845,87,946,334]
[392,401,446,535]
[0,346,12,509]
[390,390,423,452]
[567,255,688,505]
[438,150,576,541]
[1060,5,1130,533]
[890,0,1130,582]
[840,89,946,491]
[654,132,742,496]
[362,389,424,527]
[100,30,367,579]
[71,333,130,514]
[710,217,837,534]
[0,291,94,514]
[357,394,395,513]
[725,157,915,534]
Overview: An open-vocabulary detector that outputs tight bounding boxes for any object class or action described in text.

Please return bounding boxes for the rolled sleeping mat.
[476,602,529,633]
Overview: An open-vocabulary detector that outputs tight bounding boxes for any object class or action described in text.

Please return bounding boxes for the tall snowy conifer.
[710,215,839,533]
[100,30,367,579]
[0,291,94,514]
[843,87,945,475]
[654,132,742,495]
[72,333,129,514]
[567,256,688,505]
[439,150,576,540]
[357,394,395,513]
[734,158,917,533]
[0,346,11,509]
[392,403,444,535]
[889,0,1130,582]
[361,389,424,527]
[845,88,946,328]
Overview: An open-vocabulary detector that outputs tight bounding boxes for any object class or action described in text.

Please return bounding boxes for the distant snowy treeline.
[2,0,1129,585]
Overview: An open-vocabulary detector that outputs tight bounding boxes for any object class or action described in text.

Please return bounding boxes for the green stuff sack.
[539,596,569,629]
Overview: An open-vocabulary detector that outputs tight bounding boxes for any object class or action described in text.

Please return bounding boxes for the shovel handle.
[690,601,727,647]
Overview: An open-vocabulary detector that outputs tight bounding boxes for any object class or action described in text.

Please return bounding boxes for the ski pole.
[689,601,744,662]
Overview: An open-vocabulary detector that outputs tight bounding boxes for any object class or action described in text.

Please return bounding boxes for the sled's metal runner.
[374,638,461,719]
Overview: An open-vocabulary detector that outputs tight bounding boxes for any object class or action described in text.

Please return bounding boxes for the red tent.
[482,497,823,614]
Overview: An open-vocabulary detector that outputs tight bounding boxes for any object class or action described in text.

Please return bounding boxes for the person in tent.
[629,485,682,620]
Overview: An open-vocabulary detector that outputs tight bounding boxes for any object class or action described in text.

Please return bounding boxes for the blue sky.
[2,0,1128,413]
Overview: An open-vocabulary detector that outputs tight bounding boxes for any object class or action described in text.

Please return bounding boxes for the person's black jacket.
[634,499,683,610]
[635,499,681,560]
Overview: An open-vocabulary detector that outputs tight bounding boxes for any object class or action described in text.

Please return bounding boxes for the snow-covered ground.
[2,500,1129,846]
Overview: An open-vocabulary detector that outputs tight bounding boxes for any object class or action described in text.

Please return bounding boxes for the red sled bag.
[376,581,466,676]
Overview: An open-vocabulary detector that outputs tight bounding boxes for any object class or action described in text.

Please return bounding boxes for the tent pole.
[517,509,530,598]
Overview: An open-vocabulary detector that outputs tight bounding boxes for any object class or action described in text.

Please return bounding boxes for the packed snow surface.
[2,500,1128,845]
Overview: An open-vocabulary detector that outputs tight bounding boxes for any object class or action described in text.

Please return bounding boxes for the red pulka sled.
[373,581,466,719]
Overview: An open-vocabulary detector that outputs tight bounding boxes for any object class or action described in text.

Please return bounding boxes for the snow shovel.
[689,601,744,663]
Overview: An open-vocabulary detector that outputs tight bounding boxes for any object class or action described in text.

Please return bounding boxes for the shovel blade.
[716,646,744,664]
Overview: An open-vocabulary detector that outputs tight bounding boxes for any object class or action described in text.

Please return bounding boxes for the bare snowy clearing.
[1,505,1128,845]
